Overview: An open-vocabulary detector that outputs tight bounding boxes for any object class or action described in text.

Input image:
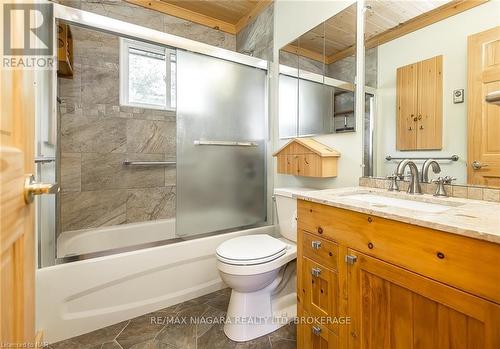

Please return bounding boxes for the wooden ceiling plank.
[125,0,237,34]
[326,0,488,64]
[281,44,326,64]
[235,0,273,33]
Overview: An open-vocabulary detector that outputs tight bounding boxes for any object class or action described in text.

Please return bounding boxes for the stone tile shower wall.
[58,25,176,233]
[59,0,236,50]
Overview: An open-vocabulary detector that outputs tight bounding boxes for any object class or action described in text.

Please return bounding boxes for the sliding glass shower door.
[176,50,267,237]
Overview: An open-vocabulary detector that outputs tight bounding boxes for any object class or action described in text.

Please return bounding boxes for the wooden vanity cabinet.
[297,200,500,349]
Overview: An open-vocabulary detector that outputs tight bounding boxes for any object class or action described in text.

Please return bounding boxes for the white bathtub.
[57,219,177,258]
[36,223,276,343]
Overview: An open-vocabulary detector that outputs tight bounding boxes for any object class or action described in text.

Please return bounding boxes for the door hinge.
[345,255,357,265]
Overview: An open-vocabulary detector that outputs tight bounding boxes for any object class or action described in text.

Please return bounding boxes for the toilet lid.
[216,235,287,265]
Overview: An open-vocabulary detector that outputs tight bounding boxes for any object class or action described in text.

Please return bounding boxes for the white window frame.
[119,37,176,111]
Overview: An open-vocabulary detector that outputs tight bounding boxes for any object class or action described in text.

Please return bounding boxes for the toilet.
[216,187,314,342]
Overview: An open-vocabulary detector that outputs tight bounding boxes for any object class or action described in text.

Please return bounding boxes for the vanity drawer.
[302,231,338,271]
[298,199,500,304]
[298,199,372,241]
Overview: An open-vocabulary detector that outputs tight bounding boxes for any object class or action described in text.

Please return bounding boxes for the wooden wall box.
[396,55,443,150]
[273,138,340,177]
[57,23,73,78]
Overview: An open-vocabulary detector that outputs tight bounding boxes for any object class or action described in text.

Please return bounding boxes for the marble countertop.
[294,187,500,244]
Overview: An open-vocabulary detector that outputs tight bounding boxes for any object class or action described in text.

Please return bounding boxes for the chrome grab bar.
[123,160,176,166]
[385,155,458,162]
[485,91,500,105]
[194,140,258,147]
[35,156,56,164]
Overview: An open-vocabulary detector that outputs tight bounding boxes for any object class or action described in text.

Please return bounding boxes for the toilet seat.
[217,238,297,277]
[216,235,287,266]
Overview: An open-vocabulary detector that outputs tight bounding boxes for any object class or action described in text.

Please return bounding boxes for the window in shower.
[119,38,176,110]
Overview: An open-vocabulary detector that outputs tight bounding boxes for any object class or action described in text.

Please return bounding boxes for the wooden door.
[417,55,443,150]
[347,250,500,349]
[468,26,500,187]
[396,63,418,150]
[0,11,37,347]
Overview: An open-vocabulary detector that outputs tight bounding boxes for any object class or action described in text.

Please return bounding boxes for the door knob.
[471,160,489,170]
[24,174,59,204]
[485,90,500,105]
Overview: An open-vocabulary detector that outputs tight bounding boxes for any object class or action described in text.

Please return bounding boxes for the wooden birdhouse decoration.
[273,138,340,177]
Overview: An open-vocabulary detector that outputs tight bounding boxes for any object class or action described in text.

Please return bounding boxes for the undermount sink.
[341,193,457,213]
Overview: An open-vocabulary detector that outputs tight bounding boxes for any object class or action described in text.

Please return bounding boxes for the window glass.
[120,38,176,110]
[128,47,167,107]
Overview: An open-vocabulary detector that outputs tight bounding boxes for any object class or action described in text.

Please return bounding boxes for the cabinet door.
[285,155,299,175]
[298,154,320,177]
[396,63,418,150]
[417,55,443,149]
[302,257,339,333]
[347,250,500,349]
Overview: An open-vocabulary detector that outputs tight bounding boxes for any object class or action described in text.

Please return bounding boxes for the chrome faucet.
[421,159,441,183]
[396,159,422,194]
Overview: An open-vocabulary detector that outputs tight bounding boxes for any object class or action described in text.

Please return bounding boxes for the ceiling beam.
[326,0,488,64]
[281,44,326,64]
[235,0,273,33]
[125,0,237,34]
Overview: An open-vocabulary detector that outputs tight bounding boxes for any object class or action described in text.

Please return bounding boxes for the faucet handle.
[387,174,399,192]
[443,176,456,184]
[432,177,449,197]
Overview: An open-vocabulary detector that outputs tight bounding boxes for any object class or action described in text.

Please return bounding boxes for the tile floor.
[49,288,297,349]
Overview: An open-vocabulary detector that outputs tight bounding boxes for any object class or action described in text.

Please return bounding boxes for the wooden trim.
[281,44,326,63]
[124,0,237,34]
[34,331,44,349]
[327,0,488,64]
[235,0,273,33]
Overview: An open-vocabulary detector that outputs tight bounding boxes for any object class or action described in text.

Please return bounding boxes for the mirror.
[364,0,500,187]
[278,4,357,139]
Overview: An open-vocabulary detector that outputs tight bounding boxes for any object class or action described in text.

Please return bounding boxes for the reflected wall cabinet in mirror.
[396,55,443,150]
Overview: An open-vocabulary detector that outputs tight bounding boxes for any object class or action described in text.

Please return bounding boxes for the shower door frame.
[46,4,273,264]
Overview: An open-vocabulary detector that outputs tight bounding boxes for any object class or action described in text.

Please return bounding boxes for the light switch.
[453,89,464,103]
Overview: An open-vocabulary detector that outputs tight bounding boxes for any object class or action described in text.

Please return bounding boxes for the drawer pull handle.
[437,251,445,259]
[311,267,322,277]
[317,227,323,234]
[311,241,322,249]
[312,326,322,336]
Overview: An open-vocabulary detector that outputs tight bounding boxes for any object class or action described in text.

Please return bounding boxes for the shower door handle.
[24,174,59,204]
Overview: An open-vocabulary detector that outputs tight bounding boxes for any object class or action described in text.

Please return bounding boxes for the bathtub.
[36,223,276,343]
[57,219,177,258]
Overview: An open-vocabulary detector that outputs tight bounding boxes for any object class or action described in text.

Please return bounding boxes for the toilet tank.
[274,188,315,242]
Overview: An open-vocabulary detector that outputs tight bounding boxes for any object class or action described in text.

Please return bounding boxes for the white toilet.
[216,187,314,342]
